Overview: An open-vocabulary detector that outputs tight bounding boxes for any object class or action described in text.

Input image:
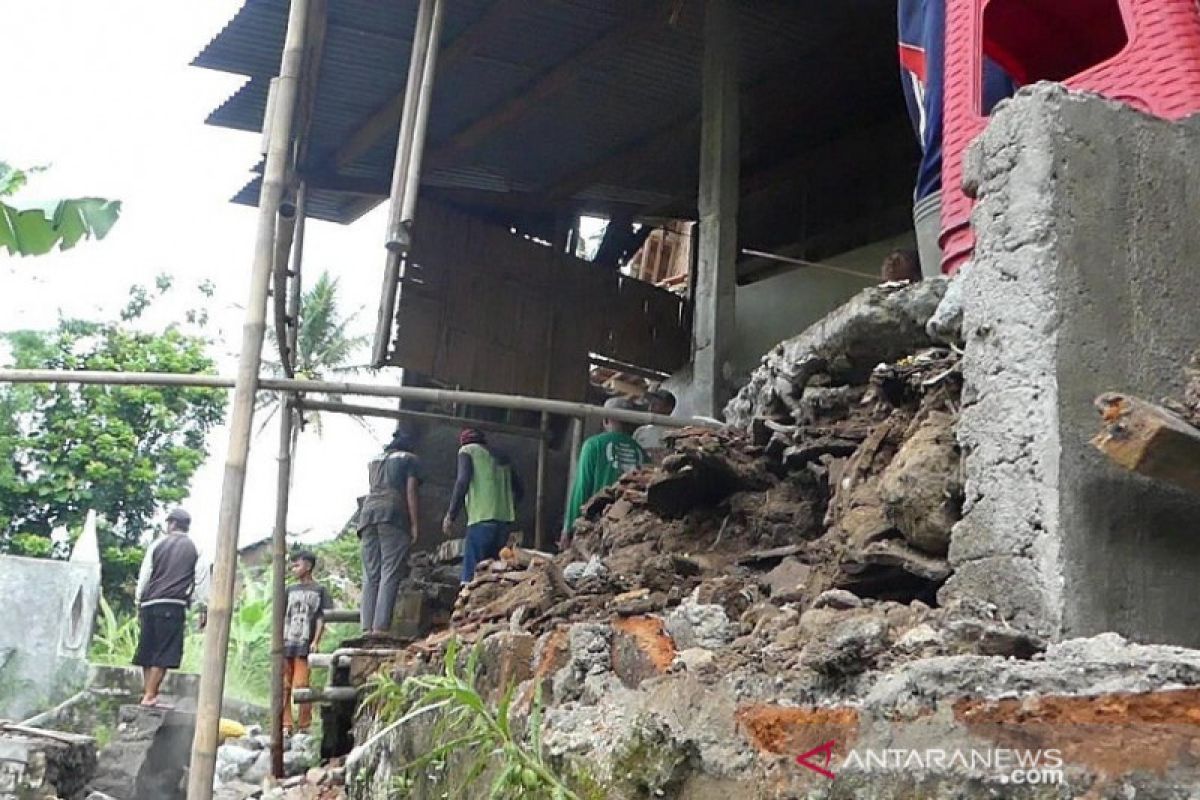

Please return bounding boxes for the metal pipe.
[292,686,358,704]
[187,0,311,796]
[0,370,718,430]
[307,653,352,669]
[322,608,362,624]
[269,398,294,778]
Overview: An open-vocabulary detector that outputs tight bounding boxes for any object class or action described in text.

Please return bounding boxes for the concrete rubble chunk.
[0,725,96,800]
[90,705,194,800]
[799,615,889,676]
[811,589,863,611]
[664,593,733,651]
[725,279,947,427]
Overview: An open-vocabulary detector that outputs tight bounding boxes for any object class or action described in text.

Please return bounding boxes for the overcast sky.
[1,1,406,557]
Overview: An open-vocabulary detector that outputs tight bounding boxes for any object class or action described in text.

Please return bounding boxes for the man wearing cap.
[357,428,422,634]
[561,398,649,549]
[133,508,208,708]
[633,389,677,455]
[443,428,524,583]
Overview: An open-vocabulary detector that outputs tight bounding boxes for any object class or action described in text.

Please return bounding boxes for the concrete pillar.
[940,85,1200,647]
[693,0,740,417]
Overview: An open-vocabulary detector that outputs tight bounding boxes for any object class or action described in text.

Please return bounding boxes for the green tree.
[0,162,121,257]
[262,270,370,444]
[0,279,227,608]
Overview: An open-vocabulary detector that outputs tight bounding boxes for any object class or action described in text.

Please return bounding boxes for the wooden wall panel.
[386,202,689,400]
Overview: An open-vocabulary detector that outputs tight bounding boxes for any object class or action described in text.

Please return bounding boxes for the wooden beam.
[426,0,671,164]
[293,397,552,440]
[1093,393,1200,495]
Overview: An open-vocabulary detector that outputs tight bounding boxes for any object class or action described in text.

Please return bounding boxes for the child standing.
[282,550,332,734]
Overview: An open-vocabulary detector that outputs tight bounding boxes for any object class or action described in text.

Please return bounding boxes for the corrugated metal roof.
[196,0,912,252]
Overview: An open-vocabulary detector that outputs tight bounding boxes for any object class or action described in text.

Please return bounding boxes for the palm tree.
[261,271,370,453]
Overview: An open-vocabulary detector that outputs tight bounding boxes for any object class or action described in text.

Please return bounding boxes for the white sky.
[0,1,405,557]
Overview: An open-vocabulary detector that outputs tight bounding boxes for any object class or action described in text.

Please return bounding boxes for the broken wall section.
[942,84,1200,645]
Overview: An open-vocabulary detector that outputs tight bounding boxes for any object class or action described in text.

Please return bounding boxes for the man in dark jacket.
[442,428,524,583]
[133,507,208,707]
[357,429,422,634]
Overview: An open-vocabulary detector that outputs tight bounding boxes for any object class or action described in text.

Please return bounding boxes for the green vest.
[461,443,516,525]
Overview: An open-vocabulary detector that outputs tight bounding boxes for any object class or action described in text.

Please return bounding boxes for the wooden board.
[1093,393,1200,495]
[385,202,689,400]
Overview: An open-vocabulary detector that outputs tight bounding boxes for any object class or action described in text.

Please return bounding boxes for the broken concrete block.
[895,623,943,654]
[0,726,96,800]
[674,648,716,672]
[726,280,946,427]
[90,705,194,800]
[799,616,888,676]
[611,616,676,689]
[812,589,863,611]
[664,595,733,651]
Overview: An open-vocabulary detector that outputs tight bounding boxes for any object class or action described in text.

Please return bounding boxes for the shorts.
[133,604,187,669]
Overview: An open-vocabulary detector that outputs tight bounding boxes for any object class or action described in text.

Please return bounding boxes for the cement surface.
[946,84,1200,646]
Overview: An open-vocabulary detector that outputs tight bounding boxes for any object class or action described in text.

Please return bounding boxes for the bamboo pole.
[287,183,307,364]
[374,0,439,366]
[269,398,294,778]
[561,416,585,545]
[0,370,714,431]
[384,0,436,250]
[293,398,552,440]
[398,0,445,234]
[186,0,311,795]
[535,410,550,550]
[272,202,298,376]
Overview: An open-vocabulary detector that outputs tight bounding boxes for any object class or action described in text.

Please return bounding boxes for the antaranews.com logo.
[796,740,1065,786]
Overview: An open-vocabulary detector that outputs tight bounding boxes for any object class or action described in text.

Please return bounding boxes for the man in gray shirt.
[357,429,422,634]
[133,508,208,707]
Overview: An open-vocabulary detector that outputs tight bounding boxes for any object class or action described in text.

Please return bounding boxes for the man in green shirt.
[560,397,649,549]
[443,428,524,583]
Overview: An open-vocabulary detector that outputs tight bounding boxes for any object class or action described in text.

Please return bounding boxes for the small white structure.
[0,511,102,721]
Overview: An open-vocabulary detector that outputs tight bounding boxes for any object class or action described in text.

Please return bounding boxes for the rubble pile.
[413,282,995,681]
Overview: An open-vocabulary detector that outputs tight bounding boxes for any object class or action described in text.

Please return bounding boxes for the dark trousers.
[462,520,510,583]
[360,522,410,632]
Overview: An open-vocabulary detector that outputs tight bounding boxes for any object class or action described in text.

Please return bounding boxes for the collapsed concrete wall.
[940,85,1200,646]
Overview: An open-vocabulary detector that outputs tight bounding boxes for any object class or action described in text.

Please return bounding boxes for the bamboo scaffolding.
[373,0,442,366]
[185,0,311,795]
[269,398,294,778]
[0,370,711,430]
[535,410,551,550]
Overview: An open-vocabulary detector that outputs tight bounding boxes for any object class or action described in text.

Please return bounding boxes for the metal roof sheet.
[196,0,913,257]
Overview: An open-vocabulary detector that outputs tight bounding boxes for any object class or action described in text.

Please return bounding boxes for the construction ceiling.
[195,0,918,280]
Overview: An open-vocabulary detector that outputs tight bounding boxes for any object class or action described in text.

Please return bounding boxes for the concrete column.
[693,0,740,417]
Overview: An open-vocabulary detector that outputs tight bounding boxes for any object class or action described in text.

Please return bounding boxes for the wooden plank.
[1093,393,1200,495]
